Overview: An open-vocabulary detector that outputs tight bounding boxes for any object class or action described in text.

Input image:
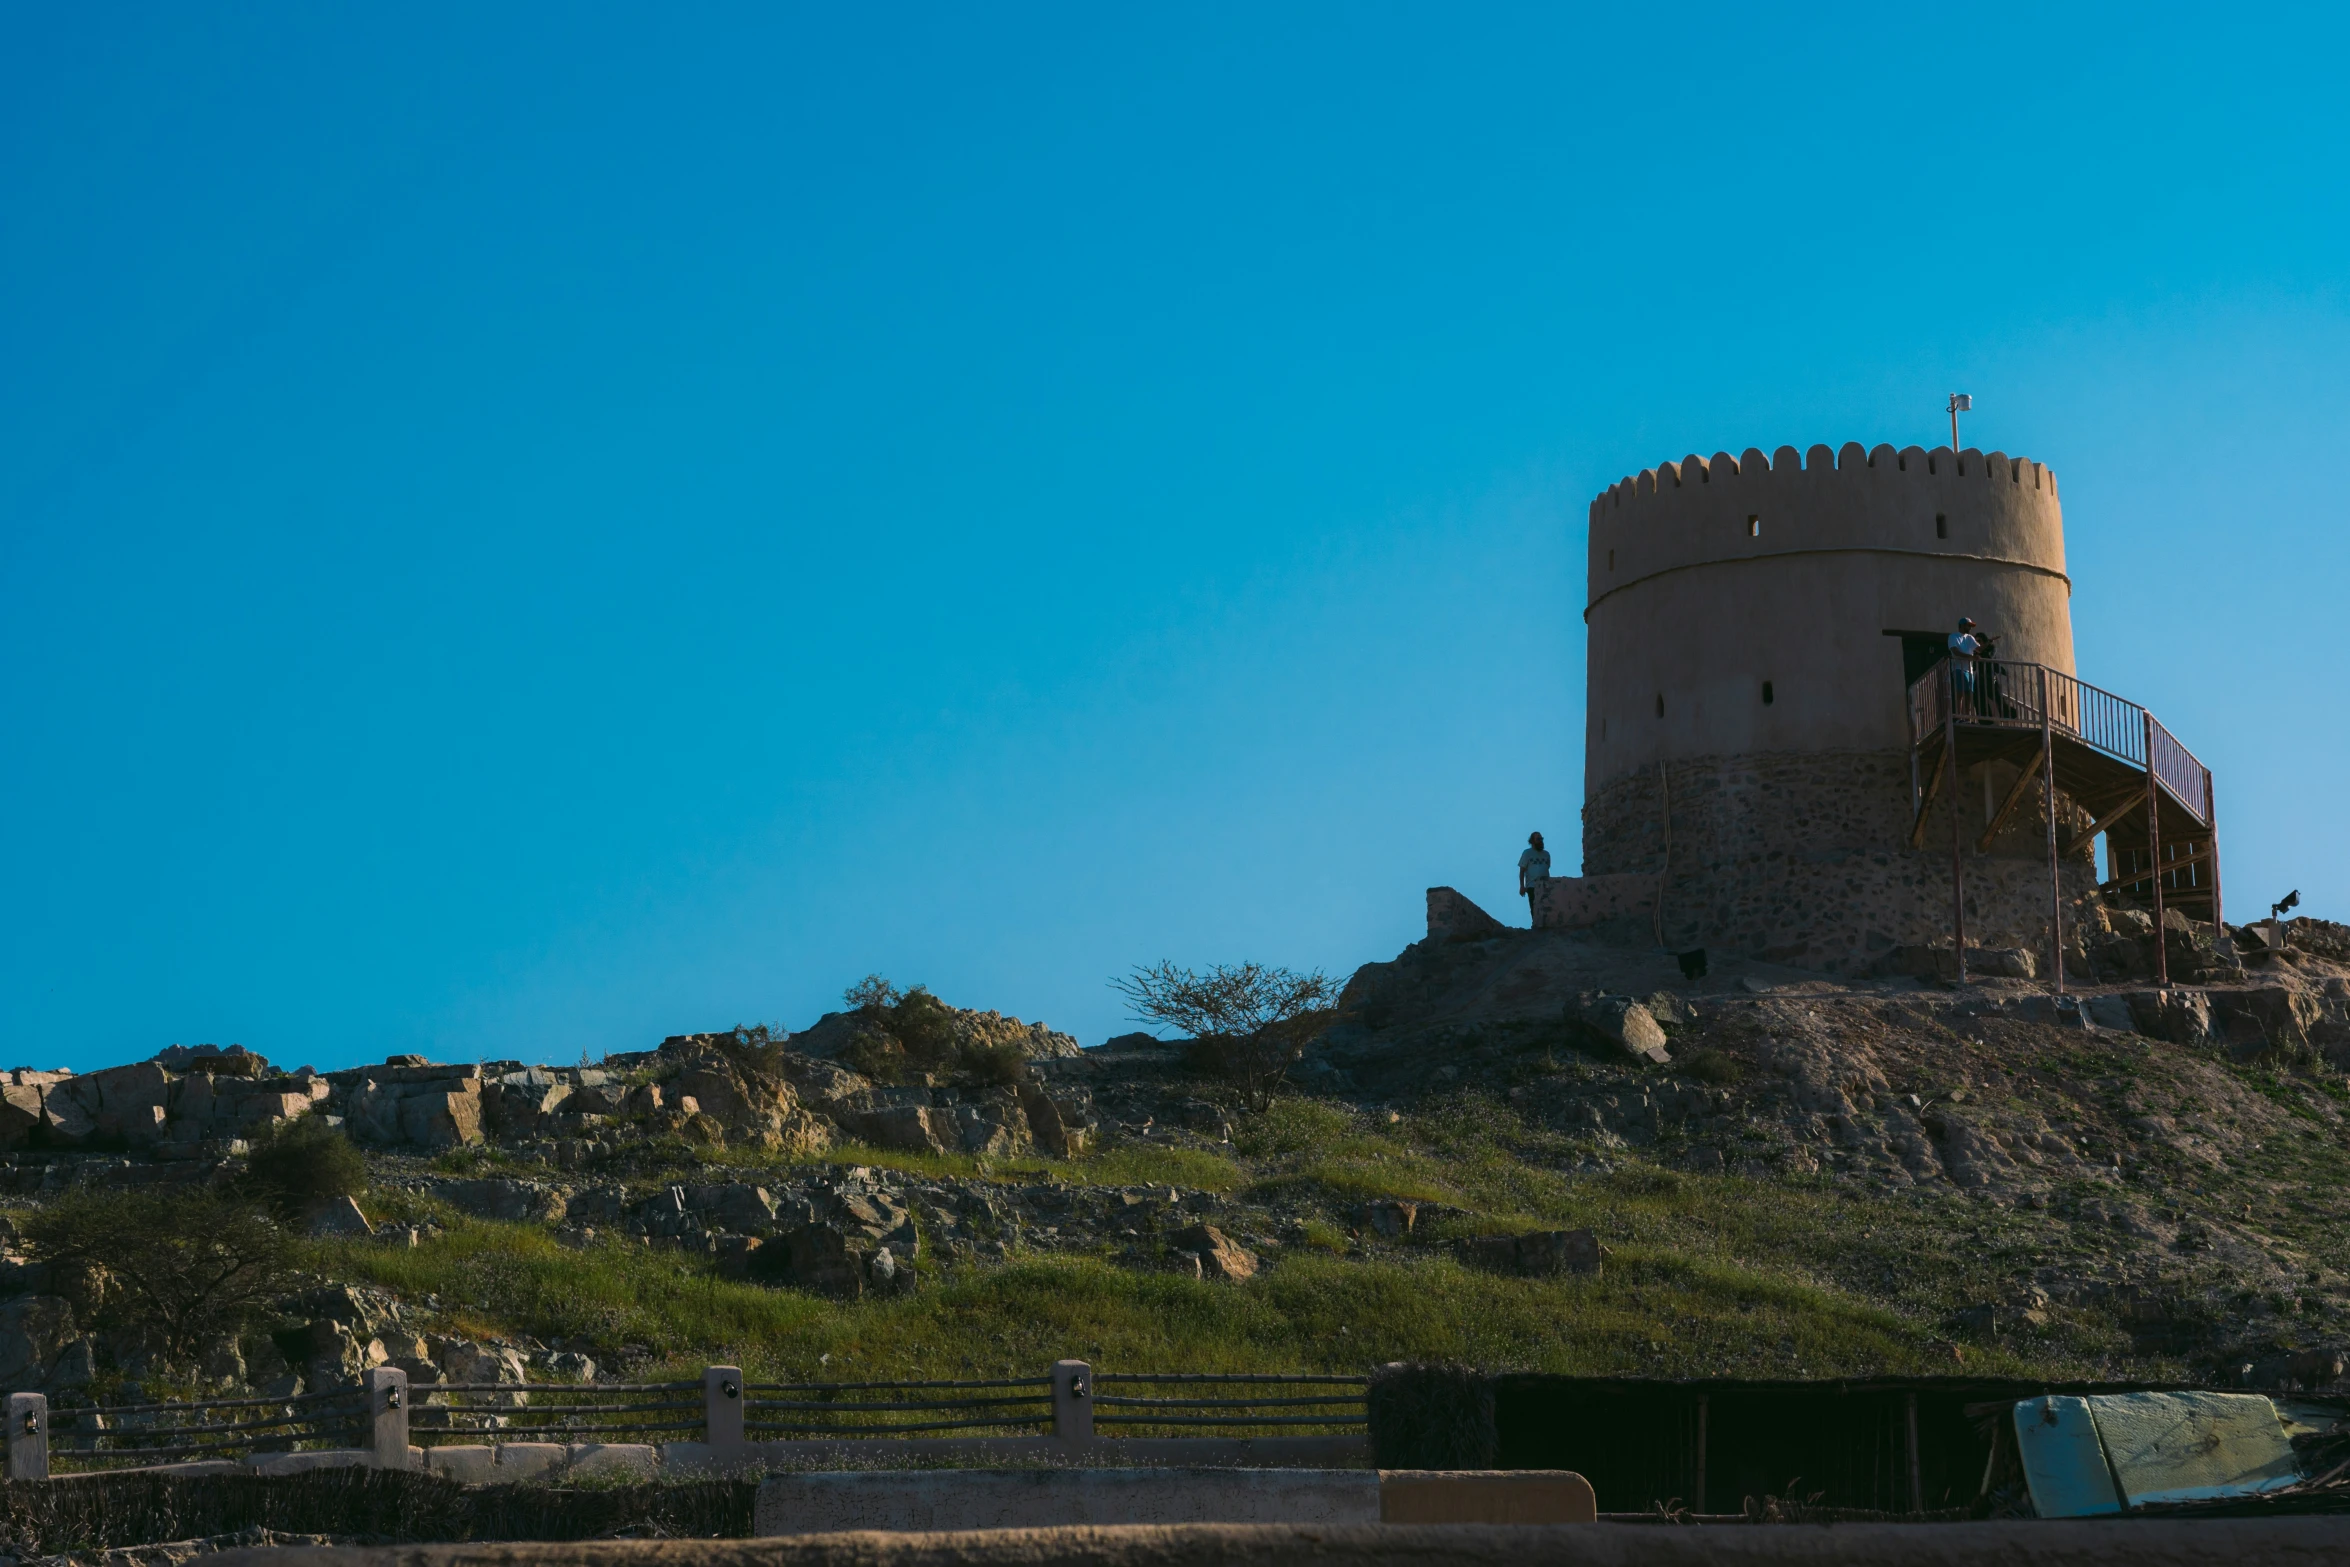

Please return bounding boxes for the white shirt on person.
[1518,846,1551,891]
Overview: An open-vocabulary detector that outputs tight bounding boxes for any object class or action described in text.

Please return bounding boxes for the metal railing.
[6,1360,1369,1480]
[1908,655,2211,828]
[1090,1372,1368,1437]
[408,1380,705,1446]
[744,1376,1054,1440]
[27,1388,366,1472]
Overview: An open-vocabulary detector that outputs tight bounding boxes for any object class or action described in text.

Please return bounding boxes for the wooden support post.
[2208,779,2224,929]
[2064,789,2147,858]
[1052,1360,1093,1443]
[2145,711,2167,987]
[705,1364,744,1449]
[1907,751,1945,849]
[2098,844,2212,891]
[1976,742,2049,853]
[7,1393,46,1482]
[1947,661,1967,983]
[2043,666,2063,997]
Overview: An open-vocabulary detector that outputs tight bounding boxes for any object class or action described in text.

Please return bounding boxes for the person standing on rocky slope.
[1518,831,1551,925]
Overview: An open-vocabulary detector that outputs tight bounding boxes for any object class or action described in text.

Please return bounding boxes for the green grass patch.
[306,1216,2047,1383]
[588,1135,1247,1196]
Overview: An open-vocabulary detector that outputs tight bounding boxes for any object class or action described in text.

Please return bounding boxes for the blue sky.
[5,5,2346,1071]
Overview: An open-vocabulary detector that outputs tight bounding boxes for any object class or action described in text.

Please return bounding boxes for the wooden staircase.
[1906,655,2219,986]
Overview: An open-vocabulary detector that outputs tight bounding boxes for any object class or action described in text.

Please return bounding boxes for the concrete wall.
[1584,443,2074,795]
[209,1517,2350,1567]
[1528,874,1658,931]
[753,1469,1381,1534]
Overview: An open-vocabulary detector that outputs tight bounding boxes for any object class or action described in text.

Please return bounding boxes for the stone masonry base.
[1583,749,2097,973]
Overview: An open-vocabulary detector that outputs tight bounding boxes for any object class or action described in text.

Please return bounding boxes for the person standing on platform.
[1518,831,1552,926]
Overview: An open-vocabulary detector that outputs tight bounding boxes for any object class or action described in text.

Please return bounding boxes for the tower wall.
[1580,441,2090,970]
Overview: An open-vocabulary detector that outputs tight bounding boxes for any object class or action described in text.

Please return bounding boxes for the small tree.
[24,1191,291,1363]
[238,1113,367,1221]
[1110,961,1338,1109]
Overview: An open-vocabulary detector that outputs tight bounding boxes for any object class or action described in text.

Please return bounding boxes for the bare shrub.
[1110,961,1337,1109]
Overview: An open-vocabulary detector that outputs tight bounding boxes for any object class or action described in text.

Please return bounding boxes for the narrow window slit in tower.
[1655,694,1665,718]
[1936,513,1947,539]
[1608,549,1615,570]
[1746,515,1760,537]
[1762,681,1774,706]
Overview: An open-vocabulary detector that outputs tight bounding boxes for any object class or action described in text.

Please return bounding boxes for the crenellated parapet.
[1587,444,2066,617]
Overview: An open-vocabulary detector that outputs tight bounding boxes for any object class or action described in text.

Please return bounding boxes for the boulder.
[689,1183,777,1233]
[78,1062,175,1128]
[1352,1200,1418,1239]
[340,1083,404,1144]
[775,1056,876,1118]
[0,1296,76,1387]
[429,1177,568,1225]
[1019,1084,1089,1159]
[2126,989,2214,1045]
[850,1104,952,1155]
[834,1190,919,1253]
[400,1089,484,1149]
[307,1196,374,1238]
[2211,985,2323,1056]
[1167,1223,1256,1282]
[282,1319,384,1388]
[154,1044,271,1075]
[486,1079,572,1135]
[436,1339,529,1406]
[37,1090,95,1147]
[0,1085,41,1150]
[1573,996,1671,1066]
[304,1283,387,1332]
[950,1104,1026,1158]
[237,1089,317,1131]
[758,1224,866,1297]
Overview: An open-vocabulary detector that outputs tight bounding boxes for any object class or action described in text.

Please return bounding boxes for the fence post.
[364,1366,409,1469]
[705,1364,744,1449]
[1052,1360,1093,1443]
[7,1393,47,1481]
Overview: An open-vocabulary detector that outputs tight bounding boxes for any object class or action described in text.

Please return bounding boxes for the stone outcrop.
[0,1060,330,1156]
[1573,995,1672,1066]
[1168,1223,1256,1281]
[330,1062,488,1150]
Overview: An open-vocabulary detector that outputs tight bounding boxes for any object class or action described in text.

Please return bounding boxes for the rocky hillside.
[2,910,2348,1408]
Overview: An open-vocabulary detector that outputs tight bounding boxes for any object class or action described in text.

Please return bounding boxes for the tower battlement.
[1588,445,2067,622]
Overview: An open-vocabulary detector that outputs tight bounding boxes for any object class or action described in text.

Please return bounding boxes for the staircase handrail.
[1907,655,2210,828]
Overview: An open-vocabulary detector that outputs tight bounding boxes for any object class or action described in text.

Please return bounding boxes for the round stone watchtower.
[1582,441,2094,971]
